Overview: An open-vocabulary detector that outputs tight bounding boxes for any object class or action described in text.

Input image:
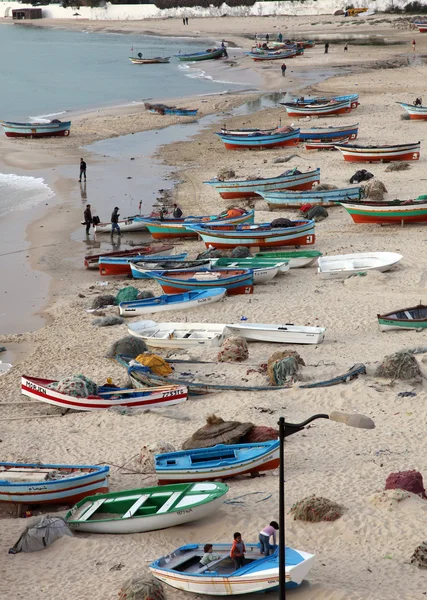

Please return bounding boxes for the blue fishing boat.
[144,103,198,116]
[1,119,71,138]
[155,441,280,483]
[149,268,254,296]
[216,128,300,150]
[150,543,315,595]
[260,186,363,208]
[176,48,226,61]
[119,288,227,316]
[287,93,359,105]
[130,259,211,279]
[299,123,359,141]
[98,250,185,276]
[248,49,298,61]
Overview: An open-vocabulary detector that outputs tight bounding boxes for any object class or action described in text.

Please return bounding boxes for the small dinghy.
[65,481,227,534]
[318,252,402,280]
[119,288,227,317]
[225,323,326,344]
[128,321,226,349]
[130,259,211,279]
[155,441,280,483]
[150,543,315,595]
[0,462,109,505]
[377,304,427,331]
[255,249,322,268]
[210,257,289,280]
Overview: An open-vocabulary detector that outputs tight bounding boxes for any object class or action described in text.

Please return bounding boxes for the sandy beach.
[2,12,427,600]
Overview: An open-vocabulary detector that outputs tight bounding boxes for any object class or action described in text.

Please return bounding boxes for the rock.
[385,162,410,172]
[0,346,6,353]
[78,293,86,298]
[385,470,426,498]
[91,295,116,310]
[217,168,235,181]
[315,183,338,191]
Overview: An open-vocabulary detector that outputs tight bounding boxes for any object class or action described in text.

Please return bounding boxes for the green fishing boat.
[211,256,290,273]
[175,48,225,62]
[377,304,427,332]
[255,249,322,268]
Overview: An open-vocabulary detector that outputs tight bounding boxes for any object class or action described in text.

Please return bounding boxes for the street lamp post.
[278,411,375,598]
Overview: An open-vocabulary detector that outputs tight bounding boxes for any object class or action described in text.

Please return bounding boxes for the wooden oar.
[97,386,179,396]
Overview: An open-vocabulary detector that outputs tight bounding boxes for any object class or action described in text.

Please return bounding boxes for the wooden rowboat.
[21,375,187,411]
[255,249,322,268]
[260,187,362,209]
[0,462,109,505]
[65,482,227,534]
[283,99,356,118]
[340,199,427,224]
[397,102,427,120]
[0,119,71,138]
[148,268,254,296]
[119,288,227,317]
[288,94,358,106]
[150,543,315,595]
[129,56,170,64]
[305,136,350,150]
[318,252,402,280]
[225,323,326,344]
[98,246,176,276]
[377,304,427,331]
[334,142,421,162]
[211,257,290,274]
[299,123,359,141]
[216,128,300,150]
[128,321,226,348]
[84,245,174,269]
[130,259,210,279]
[175,48,225,61]
[155,441,280,483]
[415,22,427,33]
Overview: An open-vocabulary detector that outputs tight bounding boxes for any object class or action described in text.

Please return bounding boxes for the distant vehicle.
[345,7,368,16]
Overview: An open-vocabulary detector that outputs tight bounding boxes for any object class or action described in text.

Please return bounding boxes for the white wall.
[0,0,413,20]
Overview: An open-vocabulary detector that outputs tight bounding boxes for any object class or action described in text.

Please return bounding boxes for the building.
[12,7,43,19]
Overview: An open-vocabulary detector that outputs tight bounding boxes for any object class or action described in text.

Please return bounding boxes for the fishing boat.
[130,259,211,279]
[129,56,170,64]
[175,48,225,61]
[204,168,320,199]
[119,288,227,317]
[377,304,427,331]
[150,543,315,594]
[127,321,226,349]
[144,103,198,116]
[249,49,297,61]
[340,199,427,224]
[98,246,176,276]
[299,363,366,388]
[220,125,278,136]
[299,122,359,141]
[148,268,254,295]
[0,462,109,505]
[287,93,359,105]
[21,375,187,411]
[189,220,315,249]
[283,99,356,118]
[138,209,254,239]
[0,119,71,138]
[216,128,300,150]
[415,22,427,33]
[211,257,290,274]
[255,249,322,268]
[397,102,427,120]
[334,142,421,162]
[155,441,280,483]
[225,323,326,344]
[65,482,228,534]
[94,215,149,234]
[317,252,402,280]
[305,136,350,150]
[84,245,175,269]
[260,186,362,209]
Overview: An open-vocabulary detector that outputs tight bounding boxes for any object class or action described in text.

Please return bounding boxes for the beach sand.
[2,13,427,600]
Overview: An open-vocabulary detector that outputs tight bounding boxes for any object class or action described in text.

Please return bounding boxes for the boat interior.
[0,466,90,483]
[387,305,427,320]
[156,443,274,468]
[141,326,224,340]
[157,544,262,575]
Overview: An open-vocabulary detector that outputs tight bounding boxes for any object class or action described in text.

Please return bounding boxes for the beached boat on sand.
[128,321,226,349]
[1,119,71,138]
[255,249,322,268]
[21,375,187,411]
[204,168,320,199]
[415,22,427,33]
[211,257,290,274]
[176,48,225,61]
[98,246,176,276]
[377,304,427,331]
[318,252,402,280]
[334,142,421,162]
[299,122,359,141]
[340,199,427,224]
[225,323,326,344]
[65,482,227,534]
[216,128,300,150]
[283,99,356,118]
[155,441,280,483]
[0,462,109,505]
[289,94,358,106]
[84,245,175,269]
[150,543,315,595]
[119,288,227,317]
[260,186,362,209]
[305,136,350,150]
[94,216,149,234]
[397,102,427,120]
[130,259,211,279]
[149,268,254,296]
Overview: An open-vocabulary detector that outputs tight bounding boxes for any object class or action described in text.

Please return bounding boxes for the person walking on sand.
[281,63,287,76]
[259,521,279,556]
[173,203,183,218]
[324,42,329,54]
[344,43,348,52]
[79,158,87,182]
[83,204,92,235]
[183,16,186,25]
[413,39,416,52]
[230,532,246,570]
[111,206,121,236]
[186,16,188,25]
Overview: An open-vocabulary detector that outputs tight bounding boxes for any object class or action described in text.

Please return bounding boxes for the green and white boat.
[255,249,322,268]
[377,304,427,331]
[210,256,290,274]
[65,481,228,534]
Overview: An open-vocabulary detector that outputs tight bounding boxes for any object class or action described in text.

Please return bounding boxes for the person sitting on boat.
[138,52,142,59]
[259,521,279,556]
[414,97,423,106]
[111,207,121,236]
[199,544,221,569]
[173,203,183,219]
[159,207,167,221]
[230,532,246,570]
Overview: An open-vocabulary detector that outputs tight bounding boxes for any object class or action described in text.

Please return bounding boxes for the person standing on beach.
[79,158,87,182]
[83,204,92,235]
[182,17,185,25]
[324,42,329,54]
[266,33,269,44]
[277,32,283,43]
[344,43,348,52]
[173,203,183,218]
[259,521,279,556]
[230,532,246,570]
[186,17,189,25]
[281,63,287,76]
[111,207,121,236]
[412,39,416,52]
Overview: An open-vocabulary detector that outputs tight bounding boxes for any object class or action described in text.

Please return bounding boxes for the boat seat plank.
[404,311,413,320]
[156,491,181,514]
[79,498,106,521]
[122,494,150,519]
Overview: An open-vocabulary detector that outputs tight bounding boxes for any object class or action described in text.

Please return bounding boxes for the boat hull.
[300,123,358,140]
[255,250,322,268]
[150,269,254,296]
[341,202,427,224]
[397,102,427,120]
[225,324,325,344]
[119,289,227,316]
[335,143,421,163]
[94,218,148,234]
[217,130,300,151]
[140,210,254,239]
[283,100,355,118]
[261,186,362,208]
[1,120,71,138]
[317,252,402,279]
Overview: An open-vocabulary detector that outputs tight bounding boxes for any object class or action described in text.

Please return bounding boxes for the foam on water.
[0,173,54,217]
[29,111,67,123]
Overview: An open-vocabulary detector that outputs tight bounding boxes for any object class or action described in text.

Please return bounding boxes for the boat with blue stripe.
[299,122,359,141]
[260,186,363,208]
[149,268,254,296]
[119,288,227,316]
[1,119,71,138]
[216,128,300,150]
[287,93,359,105]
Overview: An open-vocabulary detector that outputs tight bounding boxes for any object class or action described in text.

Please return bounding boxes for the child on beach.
[230,532,246,569]
[259,521,279,556]
[199,544,220,568]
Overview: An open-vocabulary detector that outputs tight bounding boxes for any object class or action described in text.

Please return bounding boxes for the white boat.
[226,323,326,344]
[127,321,226,348]
[119,288,227,317]
[317,252,403,280]
[94,216,148,234]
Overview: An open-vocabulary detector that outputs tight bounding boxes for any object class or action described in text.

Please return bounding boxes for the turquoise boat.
[119,288,227,317]
[1,119,71,138]
[377,304,427,331]
[210,256,290,273]
[175,48,225,62]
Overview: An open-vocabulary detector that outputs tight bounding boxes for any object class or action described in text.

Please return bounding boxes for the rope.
[224,492,272,505]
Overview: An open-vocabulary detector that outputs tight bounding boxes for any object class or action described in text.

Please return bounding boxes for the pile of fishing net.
[230,246,251,258]
[299,205,328,222]
[105,336,148,359]
[385,162,410,172]
[93,316,124,327]
[410,541,427,569]
[118,575,165,600]
[134,354,173,377]
[289,495,345,522]
[197,248,224,259]
[9,516,73,554]
[217,168,236,181]
[375,350,422,382]
[138,441,177,473]
[315,183,338,191]
[116,286,139,305]
[362,179,387,201]
[385,470,426,498]
[243,425,279,443]
[218,336,249,363]
[182,414,254,450]
[48,375,97,398]
[267,350,304,386]
[91,294,116,310]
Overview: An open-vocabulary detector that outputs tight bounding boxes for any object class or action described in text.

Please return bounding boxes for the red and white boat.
[21,376,187,411]
[305,136,350,150]
[334,142,421,163]
[415,22,427,33]
[283,99,357,118]
[397,102,427,121]
[84,245,173,269]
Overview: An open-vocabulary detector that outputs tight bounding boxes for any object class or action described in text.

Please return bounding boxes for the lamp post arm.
[283,413,330,438]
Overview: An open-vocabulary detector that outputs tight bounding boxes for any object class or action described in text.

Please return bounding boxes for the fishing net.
[9,516,73,554]
[91,294,116,310]
[118,575,165,600]
[369,489,410,509]
[303,206,328,222]
[411,541,427,569]
[375,350,422,382]
[116,286,140,305]
[315,183,338,191]
[267,350,304,386]
[230,246,251,258]
[270,218,293,229]
[243,426,279,443]
[138,441,178,473]
[385,162,410,172]
[217,168,235,181]
[289,495,345,522]
[105,336,148,359]
[197,248,224,259]
[385,470,426,498]
[135,354,173,376]
[93,316,124,327]
[362,179,387,201]
[218,336,249,363]
[137,291,154,300]
[48,375,98,398]
[182,414,254,450]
